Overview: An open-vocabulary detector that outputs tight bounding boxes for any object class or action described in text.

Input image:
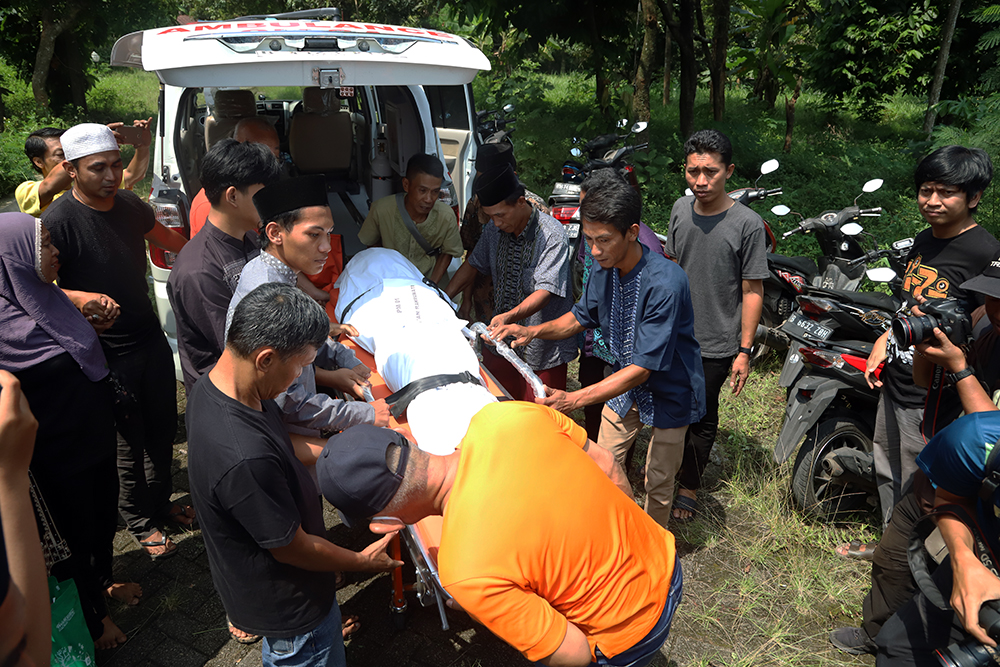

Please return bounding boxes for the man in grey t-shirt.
[664,130,768,521]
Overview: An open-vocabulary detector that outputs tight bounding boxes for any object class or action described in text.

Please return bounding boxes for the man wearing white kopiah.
[226,176,390,460]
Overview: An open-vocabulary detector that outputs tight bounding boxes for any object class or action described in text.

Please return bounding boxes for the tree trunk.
[634,0,659,138]
[676,0,697,138]
[663,27,672,104]
[586,1,609,116]
[923,0,962,134]
[711,0,729,121]
[783,75,802,153]
[64,32,88,111]
[31,5,82,109]
[657,0,696,138]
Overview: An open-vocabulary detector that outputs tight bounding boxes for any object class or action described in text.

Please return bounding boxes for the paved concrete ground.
[94,385,677,667]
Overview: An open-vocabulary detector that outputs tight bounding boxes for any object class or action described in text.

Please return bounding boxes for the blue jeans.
[592,556,683,667]
[262,603,346,667]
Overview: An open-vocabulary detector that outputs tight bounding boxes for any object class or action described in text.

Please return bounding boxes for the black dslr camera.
[936,599,1000,666]
[891,297,973,349]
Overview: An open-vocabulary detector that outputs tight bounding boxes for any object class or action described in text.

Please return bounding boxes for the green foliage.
[931,93,1000,237]
[809,0,938,116]
[974,4,1000,92]
[730,0,810,108]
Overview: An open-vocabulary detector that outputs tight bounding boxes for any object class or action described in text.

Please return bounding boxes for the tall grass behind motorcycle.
[891,298,973,349]
[935,600,1000,667]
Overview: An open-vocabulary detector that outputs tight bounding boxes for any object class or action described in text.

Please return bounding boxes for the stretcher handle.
[468,322,547,399]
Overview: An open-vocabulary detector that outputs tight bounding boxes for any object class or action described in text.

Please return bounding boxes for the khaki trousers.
[598,403,687,528]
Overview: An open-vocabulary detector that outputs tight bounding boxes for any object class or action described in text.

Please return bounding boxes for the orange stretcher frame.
[340,336,510,630]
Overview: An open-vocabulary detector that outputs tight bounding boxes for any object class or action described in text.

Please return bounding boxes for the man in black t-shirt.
[862,146,1000,529]
[167,139,280,394]
[187,283,399,666]
[42,123,189,560]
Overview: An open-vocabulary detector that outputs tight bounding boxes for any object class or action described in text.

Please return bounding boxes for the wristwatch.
[738,346,754,356]
[946,367,975,385]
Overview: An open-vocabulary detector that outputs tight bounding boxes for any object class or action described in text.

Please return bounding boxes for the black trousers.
[106,332,179,539]
[37,459,120,640]
[861,484,931,641]
[875,556,969,666]
[677,355,734,491]
[578,354,611,443]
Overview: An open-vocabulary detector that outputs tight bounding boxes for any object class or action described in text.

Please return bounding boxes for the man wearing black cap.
[317,401,683,667]
[226,176,390,446]
[458,143,549,322]
[187,283,401,666]
[446,164,576,400]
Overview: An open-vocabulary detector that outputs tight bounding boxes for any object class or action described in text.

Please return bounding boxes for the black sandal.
[139,532,178,561]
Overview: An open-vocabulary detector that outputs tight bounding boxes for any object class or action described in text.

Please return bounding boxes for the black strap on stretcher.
[385,371,482,418]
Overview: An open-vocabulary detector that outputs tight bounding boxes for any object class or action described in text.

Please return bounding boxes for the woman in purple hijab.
[0,212,138,650]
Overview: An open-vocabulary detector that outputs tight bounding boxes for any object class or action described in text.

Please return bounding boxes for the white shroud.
[334,249,497,455]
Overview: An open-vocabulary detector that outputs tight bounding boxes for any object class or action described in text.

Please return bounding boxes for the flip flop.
[139,532,178,561]
[834,539,877,561]
[671,494,699,523]
[228,618,261,645]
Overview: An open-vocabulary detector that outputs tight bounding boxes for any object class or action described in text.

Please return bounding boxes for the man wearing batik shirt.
[447,165,577,401]
[492,178,705,527]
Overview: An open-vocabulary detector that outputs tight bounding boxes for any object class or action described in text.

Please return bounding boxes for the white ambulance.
[111,11,491,379]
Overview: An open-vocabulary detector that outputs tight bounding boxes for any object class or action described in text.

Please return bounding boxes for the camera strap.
[908,503,1000,611]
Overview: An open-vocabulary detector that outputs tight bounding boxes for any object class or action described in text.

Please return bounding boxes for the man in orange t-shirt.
[318,402,683,666]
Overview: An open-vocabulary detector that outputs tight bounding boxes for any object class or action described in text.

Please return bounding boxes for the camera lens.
[892,315,936,349]
[936,641,1000,667]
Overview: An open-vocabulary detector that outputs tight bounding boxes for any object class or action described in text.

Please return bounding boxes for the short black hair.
[24,127,66,173]
[260,208,307,249]
[580,167,628,196]
[201,139,281,206]
[405,153,444,181]
[914,145,993,214]
[227,282,328,359]
[683,129,733,166]
[579,178,641,236]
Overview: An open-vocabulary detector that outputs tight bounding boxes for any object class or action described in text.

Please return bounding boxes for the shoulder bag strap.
[395,193,440,257]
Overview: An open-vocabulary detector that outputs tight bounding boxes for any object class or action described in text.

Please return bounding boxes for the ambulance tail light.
[148,191,189,270]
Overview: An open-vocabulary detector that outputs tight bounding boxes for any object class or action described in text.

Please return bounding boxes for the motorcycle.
[476,103,516,146]
[771,242,914,522]
[548,120,649,266]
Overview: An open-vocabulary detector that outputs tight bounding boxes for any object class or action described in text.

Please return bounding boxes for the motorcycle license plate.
[564,222,581,239]
[783,312,832,341]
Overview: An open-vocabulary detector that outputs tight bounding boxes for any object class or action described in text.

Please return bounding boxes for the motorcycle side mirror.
[866,267,897,283]
[863,178,884,193]
[841,222,864,236]
[892,237,914,251]
[631,121,648,134]
[760,159,779,175]
[771,204,791,216]
[617,118,629,129]
[685,188,694,197]
[570,147,583,158]
[502,103,515,114]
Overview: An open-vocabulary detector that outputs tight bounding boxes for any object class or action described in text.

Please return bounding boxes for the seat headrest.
[302,87,340,115]
[213,90,256,119]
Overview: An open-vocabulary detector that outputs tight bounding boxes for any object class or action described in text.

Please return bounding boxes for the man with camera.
[830,259,1000,656]
[873,389,1000,664]
[861,146,1000,536]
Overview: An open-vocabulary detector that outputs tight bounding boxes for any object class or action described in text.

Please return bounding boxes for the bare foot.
[672,489,698,521]
[342,615,361,639]
[227,618,261,644]
[166,503,196,527]
[105,582,142,607]
[95,616,127,650]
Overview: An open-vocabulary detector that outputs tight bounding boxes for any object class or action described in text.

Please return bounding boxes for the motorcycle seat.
[768,253,818,277]
[804,286,899,312]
